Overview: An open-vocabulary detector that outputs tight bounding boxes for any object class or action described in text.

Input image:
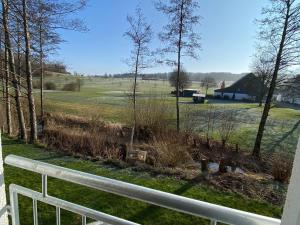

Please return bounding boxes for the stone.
[127,150,147,163]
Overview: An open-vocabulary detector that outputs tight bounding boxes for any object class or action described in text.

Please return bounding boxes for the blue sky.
[51,0,269,75]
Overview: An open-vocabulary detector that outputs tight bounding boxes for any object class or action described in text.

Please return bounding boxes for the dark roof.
[214,73,265,96]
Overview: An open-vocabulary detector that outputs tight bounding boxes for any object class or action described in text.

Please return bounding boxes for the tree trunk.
[253,2,290,158]
[130,44,141,151]
[39,24,44,131]
[2,0,26,140]
[4,48,11,135]
[176,1,184,133]
[16,20,22,85]
[22,0,37,143]
[0,32,7,133]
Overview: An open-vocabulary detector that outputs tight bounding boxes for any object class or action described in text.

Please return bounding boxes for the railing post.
[281,137,300,225]
[42,174,47,197]
[9,190,20,225]
[0,132,9,225]
[210,220,217,225]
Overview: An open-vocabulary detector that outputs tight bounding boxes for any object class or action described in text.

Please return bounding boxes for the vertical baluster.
[56,207,61,225]
[82,215,87,225]
[42,174,47,197]
[33,199,38,225]
[210,220,217,225]
[0,131,8,225]
[9,191,20,225]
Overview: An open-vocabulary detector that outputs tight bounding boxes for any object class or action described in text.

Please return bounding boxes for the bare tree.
[4,47,11,135]
[156,0,201,132]
[220,80,225,89]
[2,0,27,140]
[201,76,216,96]
[124,6,152,150]
[0,28,11,135]
[205,105,216,149]
[218,110,237,150]
[251,54,273,106]
[22,0,37,143]
[28,0,86,130]
[169,68,191,93]
[253,0,300,158]
[280,75,300,103]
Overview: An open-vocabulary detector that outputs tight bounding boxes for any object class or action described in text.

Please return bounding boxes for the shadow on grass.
[2,138,25,146]
[269,120,300,152]
[128,176,202,222]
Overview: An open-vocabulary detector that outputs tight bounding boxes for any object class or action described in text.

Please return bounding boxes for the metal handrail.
[5,154,281,225]
[9,184,138,225]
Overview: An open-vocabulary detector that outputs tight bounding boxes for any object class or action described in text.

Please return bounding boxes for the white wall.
[0,133,8,225]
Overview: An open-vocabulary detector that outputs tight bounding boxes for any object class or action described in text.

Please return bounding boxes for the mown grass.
[34,77,300,154]
[2,136,282,225]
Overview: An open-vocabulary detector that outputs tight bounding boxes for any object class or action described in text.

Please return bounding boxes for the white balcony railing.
[2,154,281,225]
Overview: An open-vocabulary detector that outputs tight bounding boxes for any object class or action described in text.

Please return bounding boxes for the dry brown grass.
[42,127,121,159]
[126,96,173,136]
[139,136,194,168]
[43,112,196,168]
[272,154,293,183]
[41,113,129,159]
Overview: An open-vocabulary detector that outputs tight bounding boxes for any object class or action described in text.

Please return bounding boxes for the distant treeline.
[12,54,69,76]
[100,72,245,82]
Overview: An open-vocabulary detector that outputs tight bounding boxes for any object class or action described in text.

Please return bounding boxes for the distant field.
[35,76,300,155]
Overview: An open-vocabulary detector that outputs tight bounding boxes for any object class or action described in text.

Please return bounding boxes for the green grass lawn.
[36,77,300,155]
[2,136,282,225]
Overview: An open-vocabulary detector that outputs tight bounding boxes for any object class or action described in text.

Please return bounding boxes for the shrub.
[272,155,292,183]
[62,82,78,91]
[146,140,193,168]
[134,96,172,135]
[44,81,57,90]
[32,80,41,89]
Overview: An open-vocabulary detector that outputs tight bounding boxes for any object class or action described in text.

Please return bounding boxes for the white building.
[214,73,265,101]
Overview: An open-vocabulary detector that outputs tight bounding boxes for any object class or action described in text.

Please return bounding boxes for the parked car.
[193,93,206,103]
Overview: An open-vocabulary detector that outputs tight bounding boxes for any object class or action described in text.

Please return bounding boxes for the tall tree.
[156,0,201,132]
[124,6,152,150]
[4,47,11,135]
[253,0,300,158]
[29,0,86,129]
[2,0,27,140]
[22,0,37,143]
[0,30,6,132]
[169,68,191,93]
